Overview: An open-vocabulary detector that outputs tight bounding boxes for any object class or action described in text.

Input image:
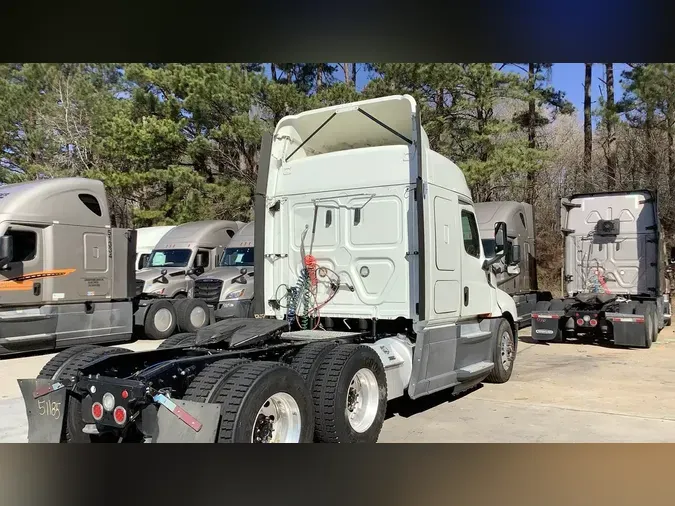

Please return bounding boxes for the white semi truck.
[531,190,671,347]
[18,95,520,444]
[135,226,176,271]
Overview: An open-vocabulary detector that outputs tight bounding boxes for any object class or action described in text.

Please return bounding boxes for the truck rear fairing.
[532,190,669,348]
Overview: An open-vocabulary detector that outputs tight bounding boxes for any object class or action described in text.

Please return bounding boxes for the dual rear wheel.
[182,343,388,443]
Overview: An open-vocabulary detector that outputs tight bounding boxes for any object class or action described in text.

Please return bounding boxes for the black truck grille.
[135,279,145,296]
[194,279,223,306]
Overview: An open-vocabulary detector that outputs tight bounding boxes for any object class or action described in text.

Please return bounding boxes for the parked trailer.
[18,95,520,444]
[475,201,552,327]
[531,190,672,348]
[135,226,175,271]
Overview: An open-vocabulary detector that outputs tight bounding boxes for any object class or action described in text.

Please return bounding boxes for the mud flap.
[17,379,68,443]
[607,313,648,347]
[150,396,221,443]
[531,313,563,341]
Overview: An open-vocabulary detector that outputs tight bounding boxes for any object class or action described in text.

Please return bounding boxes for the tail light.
[576,318,584,326]
[91,402,104,421]
[589,319,598,327]
[113,406,127,425]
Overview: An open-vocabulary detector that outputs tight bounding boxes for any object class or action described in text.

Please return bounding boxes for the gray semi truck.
[17,95,519,444]
[191,222,255,321]
[475,201,552,326]
[0,178,228,355]
[531,189,671,348]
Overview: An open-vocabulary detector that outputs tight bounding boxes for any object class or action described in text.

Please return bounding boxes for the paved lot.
[3,327,675,443]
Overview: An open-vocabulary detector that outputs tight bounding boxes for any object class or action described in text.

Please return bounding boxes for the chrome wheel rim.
[251,393,302,443]
[154,308,173,333]
[190,306,207,328]
[346,368,379,433]
[500,331,514,370]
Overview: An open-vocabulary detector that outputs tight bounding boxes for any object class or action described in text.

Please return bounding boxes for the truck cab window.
[461,211,480,258]
[78,193,103,217]
[220,247,254,267]
[7,229,37,262]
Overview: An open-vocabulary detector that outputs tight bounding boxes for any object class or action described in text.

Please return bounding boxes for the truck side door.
[0,225,44,306]
[458,204,493,318]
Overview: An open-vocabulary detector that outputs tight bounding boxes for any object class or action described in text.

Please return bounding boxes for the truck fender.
[494,288,519,323]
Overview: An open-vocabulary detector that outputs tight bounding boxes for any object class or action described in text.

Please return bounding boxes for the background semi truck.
[0,178,227,355]
[18,95,520,444]
[192,221,255,319]
[136,220,242,299]
[475,201,552,326]
[135,226,175,271]
[531,189,671,348]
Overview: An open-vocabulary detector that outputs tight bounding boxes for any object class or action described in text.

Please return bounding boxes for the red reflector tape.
[33,382,65,399]
[612,317,645,323]
[533,314,558,319]
[153,393,203,432]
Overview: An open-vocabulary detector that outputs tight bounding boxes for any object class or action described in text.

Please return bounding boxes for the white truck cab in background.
[135,226,176,270]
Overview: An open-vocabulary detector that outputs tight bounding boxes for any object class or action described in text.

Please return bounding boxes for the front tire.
[311,344,387,443]
[486,319,516,383]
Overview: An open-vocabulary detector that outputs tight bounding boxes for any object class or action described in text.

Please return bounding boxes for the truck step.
[457,361,494,381]
[281,330,366,341]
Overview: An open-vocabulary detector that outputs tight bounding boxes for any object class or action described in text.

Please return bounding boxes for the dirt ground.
[2,326,675,443]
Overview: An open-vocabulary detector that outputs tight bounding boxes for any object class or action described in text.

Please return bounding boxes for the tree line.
[0,63,673,294]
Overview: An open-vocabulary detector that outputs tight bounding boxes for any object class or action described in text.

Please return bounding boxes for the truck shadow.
[385,384,484,420]
[518,334,639,350]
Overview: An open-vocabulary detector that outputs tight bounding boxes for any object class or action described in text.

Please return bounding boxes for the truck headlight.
[151,287,165,295]
[225,289,245,300]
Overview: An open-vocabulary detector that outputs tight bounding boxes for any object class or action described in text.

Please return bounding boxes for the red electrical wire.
[596,268,612,294]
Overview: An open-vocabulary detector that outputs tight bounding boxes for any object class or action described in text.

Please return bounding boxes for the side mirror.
[240,268,248,276]
[483,222,508,270]
[194,253,208,269]
[494,221,507,256]
[0,235,13,265]
[511,244,521,265]
[160,269,168,276]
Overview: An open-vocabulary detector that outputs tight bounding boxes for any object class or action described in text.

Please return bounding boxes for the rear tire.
[635,303,653,349]
[144,300,177,340]
[157,332,197,350]
[43,346,131,443]
[549,299,566,311]
[175,299,210,333]
[534,301,551,312]
[311,344,387,443]
[290,341,339,385]
[486,319,516,383]
[183,358,251,402]
[212,362,315,443]
[37,345,99,380]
